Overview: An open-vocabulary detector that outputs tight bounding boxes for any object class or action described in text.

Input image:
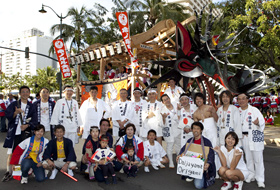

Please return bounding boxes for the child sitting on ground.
[122,145,140,177]
[82,126,99,180]
[93,135,117,184]
[143,129,169,172]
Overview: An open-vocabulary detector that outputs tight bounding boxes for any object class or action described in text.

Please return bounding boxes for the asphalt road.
[0,132,279,190]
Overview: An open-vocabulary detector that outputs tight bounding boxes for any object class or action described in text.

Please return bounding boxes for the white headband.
[147,89,157,94]
[179,95,189,100]
[63,88,74,92]
[133,89,142,93]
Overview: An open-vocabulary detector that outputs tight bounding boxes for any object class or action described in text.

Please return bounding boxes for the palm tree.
[32,67,59,93]
[49,6,93,55]
[112,0,189,35]
[85,3,121,45]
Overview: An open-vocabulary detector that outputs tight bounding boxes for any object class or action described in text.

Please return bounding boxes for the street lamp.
[39,4,68,98]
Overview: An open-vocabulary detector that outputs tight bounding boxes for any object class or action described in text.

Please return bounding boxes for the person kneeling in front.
[177,122,216,189]
[10,125,49,184]
[42,125,77,179]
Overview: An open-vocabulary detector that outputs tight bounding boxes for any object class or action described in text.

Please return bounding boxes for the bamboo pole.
[76,64,81,103]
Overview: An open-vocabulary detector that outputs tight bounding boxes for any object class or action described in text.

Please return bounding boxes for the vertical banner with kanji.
[116,12,138,68]
[53,39,72,78]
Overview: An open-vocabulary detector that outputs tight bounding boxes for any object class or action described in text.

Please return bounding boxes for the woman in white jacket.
[10,125,49,184]
[217,91,242,146]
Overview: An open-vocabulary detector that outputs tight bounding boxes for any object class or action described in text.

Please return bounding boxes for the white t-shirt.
[40,102,50,131]
[220,146,248,173]
[16,102,27,135]
[144,140,166,163]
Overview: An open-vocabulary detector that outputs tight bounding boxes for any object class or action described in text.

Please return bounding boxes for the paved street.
[0,127,280,190]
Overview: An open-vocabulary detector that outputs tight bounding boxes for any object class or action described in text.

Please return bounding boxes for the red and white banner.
[116,12,138,68]
[53,39,72,78]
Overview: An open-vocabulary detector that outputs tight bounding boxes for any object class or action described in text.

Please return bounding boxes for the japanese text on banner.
[53,39,72,78]
[116,12,138,68]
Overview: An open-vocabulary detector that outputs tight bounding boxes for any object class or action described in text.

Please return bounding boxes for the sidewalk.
[264,125,280,147]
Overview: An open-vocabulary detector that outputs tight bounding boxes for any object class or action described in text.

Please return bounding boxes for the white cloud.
[0,0,113,42]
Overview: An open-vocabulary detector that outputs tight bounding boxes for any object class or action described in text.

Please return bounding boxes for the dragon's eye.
[193,55,200,62]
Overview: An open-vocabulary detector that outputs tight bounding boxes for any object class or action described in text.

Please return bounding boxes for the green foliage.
[0,66,79,94]
[49,5,95,55]
[85,4,121,45]
[214,0,280,73]
[112,0,189,35]
[32,66,59,93]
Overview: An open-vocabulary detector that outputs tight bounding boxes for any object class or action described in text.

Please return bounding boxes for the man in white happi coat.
[177,93,197,147]
[164,77,184,105]
[142,89,163,144]
[237,93,265,188]
[111,89,133,138]
[130,87,147,137]
[50,85,82,145]
[79,85,111,139]
[160,94,181,168]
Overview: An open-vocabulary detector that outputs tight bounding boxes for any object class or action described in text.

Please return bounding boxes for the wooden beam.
[136,77,148,93]
[131,19,175,46]
[100,58,106,81]
[153,16,196,42]
[169,38,175,45]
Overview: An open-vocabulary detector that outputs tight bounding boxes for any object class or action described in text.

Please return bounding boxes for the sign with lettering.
[177,156,204,179]
[116,11,138,68]
[53,39,72,78]
[140,44,153,50]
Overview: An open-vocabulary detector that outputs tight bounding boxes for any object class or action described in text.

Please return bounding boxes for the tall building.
[0,28,56,77]
[166,0,221,17]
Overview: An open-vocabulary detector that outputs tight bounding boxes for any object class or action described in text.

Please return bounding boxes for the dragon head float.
[146,6,276,98]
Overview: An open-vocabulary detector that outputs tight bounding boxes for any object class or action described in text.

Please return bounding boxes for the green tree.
[49,6,93,55]
[4,73,23,92]
[214,0,280,72]
[32,66,59,93]
[62,68,77,87]
[84,3,121,45]
[112,0,189,35]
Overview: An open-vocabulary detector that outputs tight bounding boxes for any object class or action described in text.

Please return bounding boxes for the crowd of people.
[0,77,271,189]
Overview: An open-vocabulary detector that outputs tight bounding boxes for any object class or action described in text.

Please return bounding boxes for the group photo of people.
[1,0,280,189]
[0,76,270,190]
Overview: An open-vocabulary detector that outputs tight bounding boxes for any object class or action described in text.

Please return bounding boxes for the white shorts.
[7,148,13,155]
[240,169,249,180]
[42,158,77,169]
